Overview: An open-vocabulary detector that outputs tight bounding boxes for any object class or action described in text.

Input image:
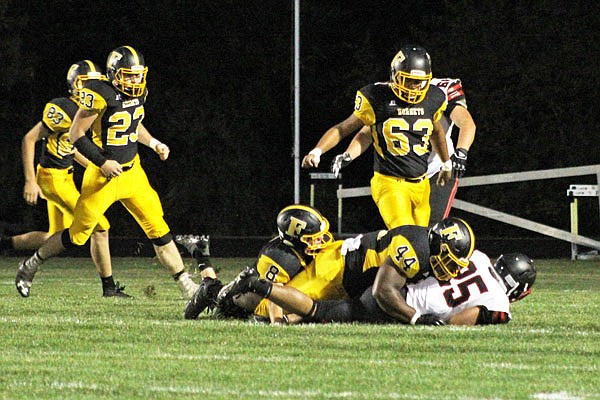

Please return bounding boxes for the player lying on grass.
[223,250,536,325]
[182,204,477,325]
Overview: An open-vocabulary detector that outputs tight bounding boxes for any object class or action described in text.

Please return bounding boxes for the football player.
[225,249,534,326]
[181,204,333,321]
[216,216,475,325]
[330,77,477,228]
[1,61,128,297]
[15,46,198,299]
[302,45,452,228]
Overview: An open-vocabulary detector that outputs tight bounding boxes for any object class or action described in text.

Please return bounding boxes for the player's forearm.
[447,307,479,325]
[373,288,414,323]
[136,122,152,146]
[451,107,476,151]
[312,126,345,154]
[345,127,372,159]
[21,122,44,182]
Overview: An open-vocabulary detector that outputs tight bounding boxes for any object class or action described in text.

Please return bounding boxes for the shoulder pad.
[78,80,116,111]
[42,97,78,132]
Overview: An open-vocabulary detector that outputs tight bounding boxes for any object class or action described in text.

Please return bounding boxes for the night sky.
[1,1,598,247]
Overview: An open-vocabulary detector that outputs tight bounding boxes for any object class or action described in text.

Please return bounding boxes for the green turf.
[1,256,599,399]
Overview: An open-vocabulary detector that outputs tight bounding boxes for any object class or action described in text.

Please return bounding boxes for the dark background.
[1,1,598,258]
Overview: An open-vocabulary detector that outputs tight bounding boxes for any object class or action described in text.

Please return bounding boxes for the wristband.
[309,148,322,157]
[149,138,162,151]
[441,160,452,172]
[410,311,421,325]
[73,136,107,167]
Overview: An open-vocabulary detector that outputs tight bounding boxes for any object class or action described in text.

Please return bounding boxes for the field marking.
[2,380,594,400]
[532,392,585,400]
[3,348,598,374]
[4,380,511,399]
[2,315,600,338]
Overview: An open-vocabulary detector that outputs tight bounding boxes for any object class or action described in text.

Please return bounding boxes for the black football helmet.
[389,45,432,104]
[428,217,475,281]
[277,204,333,255]
[493,253,536,302]
[66,60,103,96]
[106,45,148,97]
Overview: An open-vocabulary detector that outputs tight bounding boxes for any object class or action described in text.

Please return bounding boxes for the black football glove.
[415,314,446,326]
[451,148,468,178]
[331,152,352,178]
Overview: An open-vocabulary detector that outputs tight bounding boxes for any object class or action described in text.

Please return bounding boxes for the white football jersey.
[426,77,468,178]
[405,250,511,322]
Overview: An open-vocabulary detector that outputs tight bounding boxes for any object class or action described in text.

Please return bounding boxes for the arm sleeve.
[73,136,107,167]
[475,305,511,325]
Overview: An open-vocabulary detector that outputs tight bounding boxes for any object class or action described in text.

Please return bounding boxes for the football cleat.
[218,266,259,302]
[176,272,199,299]
[175,234,210,257]
[183,277,223,319]
[15,259,38,298]
[103,282,132,298]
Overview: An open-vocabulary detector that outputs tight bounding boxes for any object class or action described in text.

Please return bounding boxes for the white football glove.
[331,152,352,178]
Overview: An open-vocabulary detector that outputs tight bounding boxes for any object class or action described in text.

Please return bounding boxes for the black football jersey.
[342,225,433,297]
[255,237,312,284]
[78,80,149,164]
[39,97,79,169]
[353,82,447,178]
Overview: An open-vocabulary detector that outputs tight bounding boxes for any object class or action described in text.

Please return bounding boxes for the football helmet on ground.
[493,253,536,302]
[66,60,103,96]
[389,44,432,104]
[428,217,475,281]
[277,204,333,255]
[106,45,148,97]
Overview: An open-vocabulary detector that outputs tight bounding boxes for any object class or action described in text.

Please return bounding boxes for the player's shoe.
[183,277,223,319]
[103,282,132,298]
[175,234,210,257]
[15,259,38,298]
[177,272,199,299]
[217,266,259,303]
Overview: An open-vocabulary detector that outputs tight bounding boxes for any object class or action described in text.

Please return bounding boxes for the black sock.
[172,270,184,281]
[253,279,273,298]
[101,275,116,290]
[193,250,213,269]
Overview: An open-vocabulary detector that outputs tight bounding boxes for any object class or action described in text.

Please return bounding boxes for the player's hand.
[23,181,43,206]
[302,149,322,168]
[331,152,352,178]
[451,148,468,178]
[415,314,446,326]
[100,159,123,179]
[155,143,170,161]
[436,168,452,187]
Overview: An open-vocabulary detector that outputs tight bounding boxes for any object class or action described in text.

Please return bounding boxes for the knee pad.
[151,232,173,246]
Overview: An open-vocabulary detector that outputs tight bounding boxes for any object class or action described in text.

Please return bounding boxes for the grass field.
[1,256,599,399]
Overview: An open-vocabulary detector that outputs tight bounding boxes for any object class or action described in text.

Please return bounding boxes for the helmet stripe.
[83,60,97,72]
[123,45,140,65]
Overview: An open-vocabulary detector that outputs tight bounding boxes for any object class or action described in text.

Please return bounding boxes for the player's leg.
[15,230,68,297]
[119,164,197,299]
[371,172,417,228]
[18,166,119,298]
[175,234,221,317]
[412,178,432,227]
[3,231,50,251]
